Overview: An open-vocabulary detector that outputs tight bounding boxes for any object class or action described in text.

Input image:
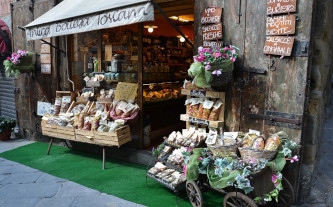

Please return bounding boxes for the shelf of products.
[143,82,183,103]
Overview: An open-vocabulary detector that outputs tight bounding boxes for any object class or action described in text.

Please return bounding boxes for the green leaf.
[254,197,262,202]
[204,70,213,83]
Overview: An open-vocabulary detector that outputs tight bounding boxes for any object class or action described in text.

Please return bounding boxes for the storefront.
[11,0,332,205]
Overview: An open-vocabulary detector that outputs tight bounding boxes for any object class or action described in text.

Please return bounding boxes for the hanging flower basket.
[3,50,34,77]
[210,59,234,73]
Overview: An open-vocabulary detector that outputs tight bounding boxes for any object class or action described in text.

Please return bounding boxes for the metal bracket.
[246,111,303,129]
[292,40,309,57]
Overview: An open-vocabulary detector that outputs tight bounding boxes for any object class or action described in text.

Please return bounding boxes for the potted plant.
[0,116,16,141]
[188,45,239,88]
[3,49,34,78]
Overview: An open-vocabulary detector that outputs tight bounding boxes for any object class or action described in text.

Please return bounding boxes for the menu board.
[266,0,297,15]
[203,40,223,49]
[115,82,138,102]
[201,7,222,24]
[202,23,222,41]
[266,14,296,36]
[263,36,295,56]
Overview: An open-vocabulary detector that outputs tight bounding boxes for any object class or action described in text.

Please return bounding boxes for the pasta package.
[242,133,257,148]
[252,136,265,149]
[185,99,192,114]
[265,134,282,150]
[200,100,214,119]
[208,100,223,121]
[60,96,71,113]
[189,98,200,117]
[92,115,101,131]
[54,98,62,116]
[195,99,205,119]
[78,113,85,130]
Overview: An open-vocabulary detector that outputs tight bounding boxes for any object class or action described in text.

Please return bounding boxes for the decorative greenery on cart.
[183,132,299,205]
[3,50,34,78]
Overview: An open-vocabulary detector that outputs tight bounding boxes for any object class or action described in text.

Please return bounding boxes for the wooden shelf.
[181,89,225,99]
[180,114,224,128]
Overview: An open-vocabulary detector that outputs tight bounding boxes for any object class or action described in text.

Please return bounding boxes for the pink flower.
[249,159,254,164]
[272,174,278,187]
[231,49,237,55]
[222,54,228,58]
[215,52,222,58]
[223,47,229,51]
[230,57,236,62]
[202,48,207,53]
[193,56,198,62]
[198,157,203,161]
[205,65,211,71]
[229,45,233,50]
[182,165,187,176]
[186,147,192,152]
[198,46,204,53]
[290,155,299,163]
[7,57,10,60]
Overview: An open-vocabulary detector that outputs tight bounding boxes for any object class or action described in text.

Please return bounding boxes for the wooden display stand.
[180,89,225,129]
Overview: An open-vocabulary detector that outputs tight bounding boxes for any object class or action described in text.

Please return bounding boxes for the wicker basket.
[238,147,277,161]
[211,71,233,86]
[209,142,241,157]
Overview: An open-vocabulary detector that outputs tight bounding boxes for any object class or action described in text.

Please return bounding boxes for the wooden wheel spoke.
[226,202,238,207]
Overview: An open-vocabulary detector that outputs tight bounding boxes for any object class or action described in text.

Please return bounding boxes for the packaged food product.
[195,99,205,119]
[82,121,91,131]
[200,100,214,119]
[54,98,62,116]
[265,134,282,150]
[242,133,257,148]
[60,96,71,113]
[185,99,192,114]
[208,100,223,121]
[92,115,101,131]
[78,113,85,129]
[252,136,265,149]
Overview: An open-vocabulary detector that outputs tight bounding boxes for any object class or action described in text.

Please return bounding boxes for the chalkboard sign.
[267,0,297,15]
[202,23,222,41]
[266,14,296,36]
[203,40,223,49]
[190,90,207,97]
[189,116,210,126]
[201,7,222,24]
[263,36,295,56]
[37,101,51,116]
[115,82,138,102]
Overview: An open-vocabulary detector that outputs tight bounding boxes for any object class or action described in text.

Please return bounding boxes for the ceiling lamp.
[144,25,158,33]
[177,35,188,43]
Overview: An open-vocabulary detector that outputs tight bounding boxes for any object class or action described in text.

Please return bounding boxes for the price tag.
[206,132,217,145]
[224,132,239,139]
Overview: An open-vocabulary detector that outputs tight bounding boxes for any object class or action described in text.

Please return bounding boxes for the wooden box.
[56,91,75,102]
[94,125,132,147]
[41,122,58,137]
[75,129,95,144]
[57,126,75,140]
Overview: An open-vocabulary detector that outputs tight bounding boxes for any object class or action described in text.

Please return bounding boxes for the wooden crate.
[57,133,76,141]
[41,122,58,137]
[75,129,94,144]
[57,126,75,135]
[56,91,75,102]
[94,125,131,147]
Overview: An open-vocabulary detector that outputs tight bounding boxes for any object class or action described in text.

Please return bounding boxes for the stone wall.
[0,0,14,32]
[299,0,333,202]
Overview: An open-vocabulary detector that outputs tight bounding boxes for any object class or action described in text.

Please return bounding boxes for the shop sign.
[263,36,295,56]
[203,40,223,49]
[267,0,297,15]
[266,14,296,36]
[41,64,51,74]
[189,116,210,126]
[202,23,222,41]
[190,90,207,97]
[115,82,138,102]
[25,2,154,41]
[201,7,222,24]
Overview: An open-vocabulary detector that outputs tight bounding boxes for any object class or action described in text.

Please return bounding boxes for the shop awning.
[25,0,154,41]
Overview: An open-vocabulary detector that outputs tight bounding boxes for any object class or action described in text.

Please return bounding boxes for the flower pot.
[210,59,234,73]
[11,53,34,73]
[211,71,234,87]
[0,130,11,141]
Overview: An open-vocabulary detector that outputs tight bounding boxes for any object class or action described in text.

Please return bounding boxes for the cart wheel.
[224,192,257,207]
[275,177,294,207]
[186,180,203,207]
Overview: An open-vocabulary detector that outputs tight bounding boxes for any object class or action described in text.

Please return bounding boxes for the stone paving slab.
[0,139,146,207]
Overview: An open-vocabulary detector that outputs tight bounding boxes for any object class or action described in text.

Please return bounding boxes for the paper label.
[224,132,238,140]
[62,96,71,103]
[203,100,214,109]
[206,132,217,145]
[37,101,51,116]
[249,129,261,136]
[213,100,223,109]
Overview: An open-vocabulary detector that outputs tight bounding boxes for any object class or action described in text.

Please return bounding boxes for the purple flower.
[182,165,187,176]
[223,47,229,51]
[230,57,236,62]
[272,174,278,187]
[212,70,222,76]
[7,57,10,60]
[215,52,222,58]
[231,49,237,55]
[198,46,204,53]
[198,157,203,161]
[205,64,211,71]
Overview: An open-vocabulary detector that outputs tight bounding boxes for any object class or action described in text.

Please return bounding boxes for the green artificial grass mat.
[0,142,224,207]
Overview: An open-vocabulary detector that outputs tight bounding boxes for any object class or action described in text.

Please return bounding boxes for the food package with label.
[60,96,71,113]
[195,98,205,119]
[252,136,265,149]
[188,98,200,117]
[185,99,192,114]
[208,100,223,121]
[53,97,62,116]
[242,133,258,148]
[200,100,214,119]
[264,134,282,150]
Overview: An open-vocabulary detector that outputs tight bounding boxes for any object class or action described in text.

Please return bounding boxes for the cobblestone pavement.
[0,139,145,207]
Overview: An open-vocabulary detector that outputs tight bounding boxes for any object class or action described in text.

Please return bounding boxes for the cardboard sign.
[263,36,295,56]
[203,40,223,49]
[115,82,138,102]
[202,23,222,41]
[201,7,222,24]
[37,101,51,116]
[267,0,297,15]
[41,64,51,74]
[266,14,296,36]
